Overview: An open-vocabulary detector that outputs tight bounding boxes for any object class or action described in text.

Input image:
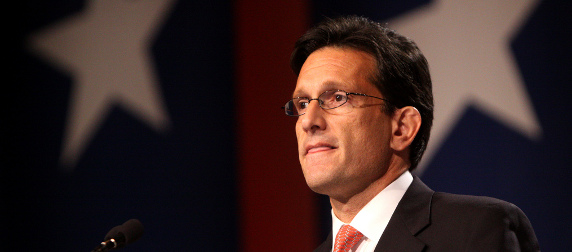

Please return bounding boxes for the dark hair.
[290,16,433,170]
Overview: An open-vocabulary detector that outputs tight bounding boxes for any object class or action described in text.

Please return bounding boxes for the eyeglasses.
[283,89,388,116]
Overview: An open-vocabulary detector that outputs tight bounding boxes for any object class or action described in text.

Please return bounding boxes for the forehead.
[293,47,378,97]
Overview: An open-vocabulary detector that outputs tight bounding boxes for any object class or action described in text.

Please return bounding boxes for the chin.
[306,181,332,195]
[303,172,338,195]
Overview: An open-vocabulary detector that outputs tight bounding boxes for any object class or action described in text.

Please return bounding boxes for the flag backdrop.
[9,0,570,251]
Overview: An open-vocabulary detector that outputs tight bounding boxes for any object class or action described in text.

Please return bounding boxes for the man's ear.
[390,106,421,152]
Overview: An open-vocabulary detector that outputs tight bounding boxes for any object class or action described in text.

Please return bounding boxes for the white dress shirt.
[331,171,413,252]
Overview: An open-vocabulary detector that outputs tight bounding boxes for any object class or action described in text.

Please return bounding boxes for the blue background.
[8,0,570,251]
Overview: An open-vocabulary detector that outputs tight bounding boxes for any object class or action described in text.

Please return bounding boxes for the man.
[284,16,539,251]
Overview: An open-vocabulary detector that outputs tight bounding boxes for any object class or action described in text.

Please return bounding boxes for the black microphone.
[91,219,144,252]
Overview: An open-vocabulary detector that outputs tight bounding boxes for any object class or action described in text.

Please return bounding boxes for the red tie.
[333,225,364,252]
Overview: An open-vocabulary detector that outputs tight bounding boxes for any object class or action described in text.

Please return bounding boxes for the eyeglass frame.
[283,89,390,116]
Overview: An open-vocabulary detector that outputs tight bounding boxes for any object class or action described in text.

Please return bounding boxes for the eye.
[332,91,347,103]
[297,99,309,109]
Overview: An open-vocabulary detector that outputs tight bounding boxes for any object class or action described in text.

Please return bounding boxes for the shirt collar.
[331,171,413,245]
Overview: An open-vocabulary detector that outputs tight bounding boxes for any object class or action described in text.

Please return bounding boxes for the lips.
[305,142,337,155]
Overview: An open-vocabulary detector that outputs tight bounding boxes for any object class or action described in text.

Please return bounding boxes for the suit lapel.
[313,176,434,252]
[375,176,434,252]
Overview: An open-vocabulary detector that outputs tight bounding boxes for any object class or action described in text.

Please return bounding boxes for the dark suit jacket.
[314,176,540,252]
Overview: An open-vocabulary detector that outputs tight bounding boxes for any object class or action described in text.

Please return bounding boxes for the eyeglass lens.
[285,90,348,116]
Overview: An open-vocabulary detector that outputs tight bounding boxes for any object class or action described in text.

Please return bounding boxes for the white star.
[28,0,176,171]
[387,0,542,174]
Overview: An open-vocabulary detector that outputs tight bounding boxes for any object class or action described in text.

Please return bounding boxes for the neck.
[330,161,408,223]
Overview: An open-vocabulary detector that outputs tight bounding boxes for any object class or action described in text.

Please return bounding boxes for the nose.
[298,99,326,133]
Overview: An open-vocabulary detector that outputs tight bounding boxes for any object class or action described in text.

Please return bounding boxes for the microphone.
[91,219,144,252]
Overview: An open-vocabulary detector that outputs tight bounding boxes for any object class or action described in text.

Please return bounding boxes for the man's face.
[294,47,393,199]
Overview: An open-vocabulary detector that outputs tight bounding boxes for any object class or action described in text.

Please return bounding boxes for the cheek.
[295,121,305,153]
[295,121,302,139]
[344,113,389,157]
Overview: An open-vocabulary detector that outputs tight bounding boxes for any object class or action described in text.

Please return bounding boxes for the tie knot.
[333,225,364,252]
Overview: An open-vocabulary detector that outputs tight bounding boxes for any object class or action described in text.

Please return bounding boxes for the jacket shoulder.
[423,192,540,251]
[432,192,518,214]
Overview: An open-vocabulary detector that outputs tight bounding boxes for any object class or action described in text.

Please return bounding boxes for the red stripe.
[234,0,318,251]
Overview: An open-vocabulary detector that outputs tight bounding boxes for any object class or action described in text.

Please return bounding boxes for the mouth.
[306,143,337,155]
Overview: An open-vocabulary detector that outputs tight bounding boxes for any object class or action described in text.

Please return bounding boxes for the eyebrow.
[291,90,307,98]
[292,81,347,98]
